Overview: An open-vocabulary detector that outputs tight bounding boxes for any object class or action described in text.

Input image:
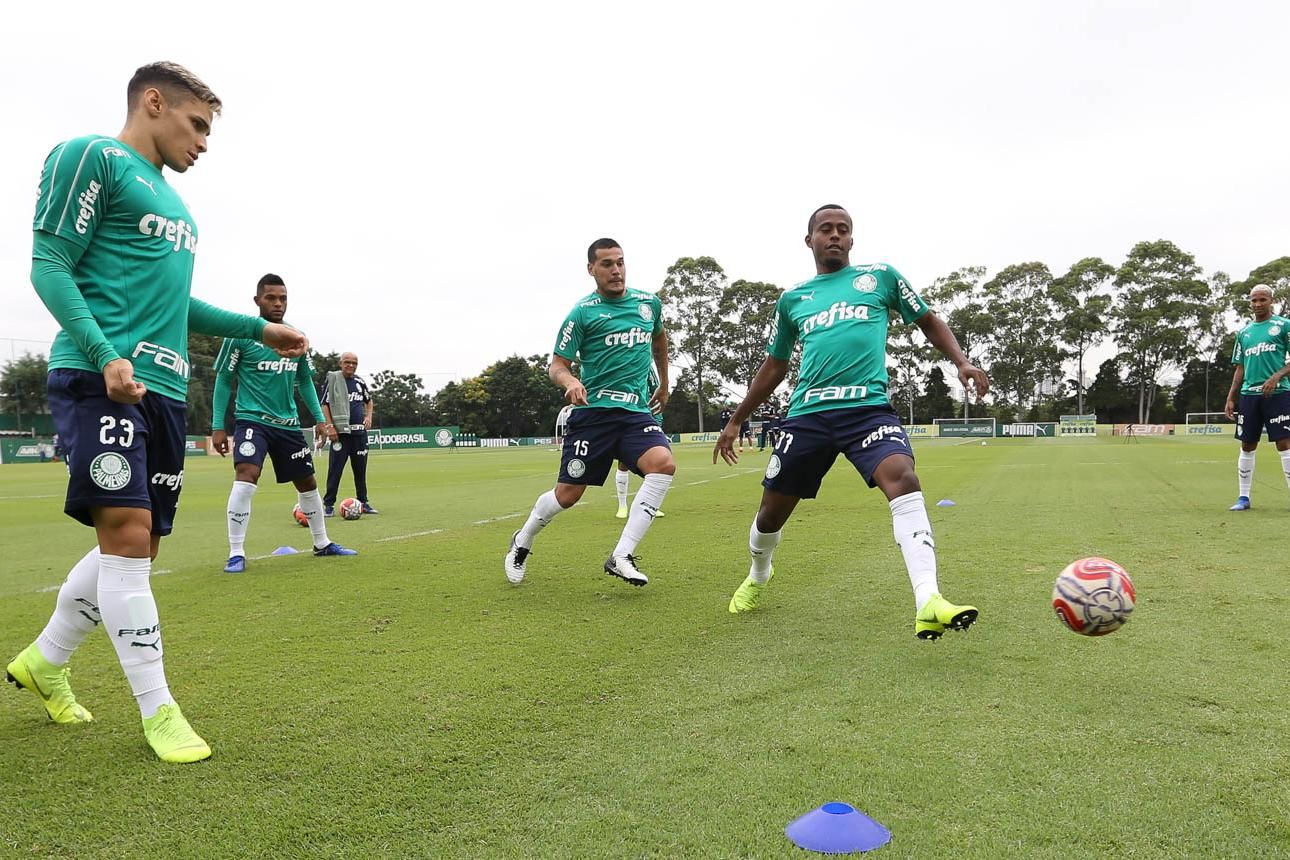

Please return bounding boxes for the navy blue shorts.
[47,369,186,535]
[1236,392,1290,443]
[559,407,671,485]
[232,420,315,483]
[763,404,914,499]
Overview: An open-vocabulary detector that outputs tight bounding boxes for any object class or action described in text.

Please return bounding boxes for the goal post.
[1184,412,1233,437]
[1185,412,1232,425]
[933,417,995,437]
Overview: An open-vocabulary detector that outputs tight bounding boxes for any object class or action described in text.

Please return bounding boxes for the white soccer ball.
[1052,557,1136,636]
[339,498,364,521]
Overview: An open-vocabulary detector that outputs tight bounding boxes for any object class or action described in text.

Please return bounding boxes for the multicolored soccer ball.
[1052,557,1136,636]
[339,498,364,520]
[292,504,309,528]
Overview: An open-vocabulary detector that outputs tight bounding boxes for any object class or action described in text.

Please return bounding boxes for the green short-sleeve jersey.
[1232,315,1290,394]
[768,263,928,418]
[33,136,199,400]
[552,289,663,414]
[214,336,323,428]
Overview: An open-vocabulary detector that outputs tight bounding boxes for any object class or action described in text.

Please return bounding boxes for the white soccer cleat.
[504,530,530,584]
[603,554,648,586]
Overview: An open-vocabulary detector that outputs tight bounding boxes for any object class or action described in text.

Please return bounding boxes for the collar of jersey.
[799,265,862,289]
[108,137,167,182]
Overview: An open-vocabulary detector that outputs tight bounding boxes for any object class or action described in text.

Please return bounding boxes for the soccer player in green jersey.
[211,274,358,572]
[6,63,307,763]
[1223,284,1290,511]
[714,205,990,639]
[506,238,676,586]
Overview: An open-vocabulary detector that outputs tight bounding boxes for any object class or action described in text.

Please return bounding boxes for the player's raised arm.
[914,311,989,403]
[714,355,790,466]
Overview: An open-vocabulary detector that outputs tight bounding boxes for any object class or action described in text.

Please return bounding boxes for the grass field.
[1,435,1288,858]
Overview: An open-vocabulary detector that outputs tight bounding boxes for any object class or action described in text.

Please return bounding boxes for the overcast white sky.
[1,1,1286,396]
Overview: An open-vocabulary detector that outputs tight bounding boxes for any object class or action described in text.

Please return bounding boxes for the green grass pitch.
[1,436,1288,858]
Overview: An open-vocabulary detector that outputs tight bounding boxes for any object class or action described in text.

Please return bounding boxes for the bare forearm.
[652,341,669,391]
[918,313,970,367]
[549,362,577,389]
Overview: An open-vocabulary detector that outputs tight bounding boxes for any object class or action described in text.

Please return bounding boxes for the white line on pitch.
[377,528,447,542]
[472,513,524,525]
[35,566,175,592]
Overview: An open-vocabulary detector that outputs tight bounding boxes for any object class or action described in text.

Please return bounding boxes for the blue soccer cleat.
[1229,496,1251,511]
[314,542,358,557]
[360,502,380,515]
[323,505,335,518]
[223,555,246,574]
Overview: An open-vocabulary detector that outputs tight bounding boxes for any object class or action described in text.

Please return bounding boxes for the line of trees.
[3,244,1288,436]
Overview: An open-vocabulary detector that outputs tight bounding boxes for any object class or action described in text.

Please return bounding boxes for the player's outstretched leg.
[6,547,102,723]
[614,468,630,519]
[224,480,257,573]
[729,523,781,613]
[605,472,673,586]
[889,490,979,639]
[1231,450,1255,510]
[506,490,565,583]
[98,554,210,762]
[300,488,357,557]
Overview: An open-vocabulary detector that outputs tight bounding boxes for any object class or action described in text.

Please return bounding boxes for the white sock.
[613,473,672,557]
[615,468,630,508]
[1239,450,1255,498]
[35,547,102,665]
[98,555,173,718]
[517,490,566,549]
[298,489,330,549]
[227,480,257,556]
[1279,451,1290,494]
[748,522,781,584]
[890,491,939,611]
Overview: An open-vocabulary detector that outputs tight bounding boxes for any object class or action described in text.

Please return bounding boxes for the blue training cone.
[786,802,891,854]
[936,499,956,507]
[271,546,300,556]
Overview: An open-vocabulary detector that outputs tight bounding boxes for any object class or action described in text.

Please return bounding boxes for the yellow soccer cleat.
[728,568,774,614]
[6,643,93,724]
[142,703,212,763]
[615,506,629,519]
[915,592,979,640]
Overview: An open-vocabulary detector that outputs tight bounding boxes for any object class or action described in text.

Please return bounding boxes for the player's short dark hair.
[128,62,222,115]
[808,204,849,233]
[256,273,285,294]
[587,238,622,264]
